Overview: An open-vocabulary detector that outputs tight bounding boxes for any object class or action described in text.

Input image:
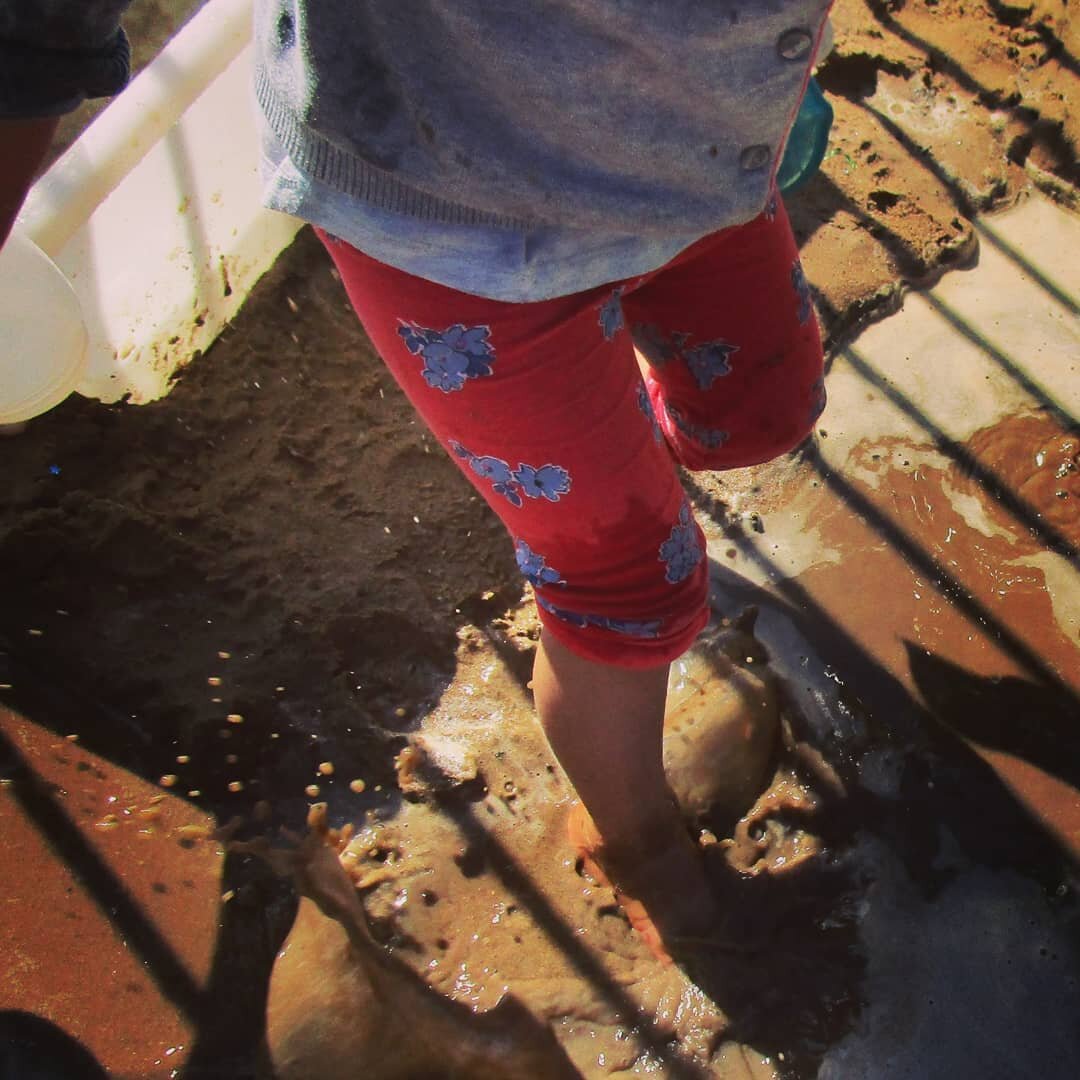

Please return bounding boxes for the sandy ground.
[1,1,1079,1077]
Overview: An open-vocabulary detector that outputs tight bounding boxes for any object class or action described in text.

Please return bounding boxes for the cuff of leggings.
[536,596,710,671]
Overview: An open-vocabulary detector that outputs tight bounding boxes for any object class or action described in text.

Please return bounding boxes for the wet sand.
[2,0,1079,1076]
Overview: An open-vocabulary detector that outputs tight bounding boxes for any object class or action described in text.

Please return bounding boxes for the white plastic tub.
[3,0,302,419]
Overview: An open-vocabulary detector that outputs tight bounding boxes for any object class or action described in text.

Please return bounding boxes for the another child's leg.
[317,232,717,954]
[623,195,826,472]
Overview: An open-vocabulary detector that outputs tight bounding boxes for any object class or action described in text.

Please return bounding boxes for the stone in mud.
[662,609,782,828]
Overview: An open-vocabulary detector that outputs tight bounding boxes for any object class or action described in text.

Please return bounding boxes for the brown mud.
[2,0,1080,1077]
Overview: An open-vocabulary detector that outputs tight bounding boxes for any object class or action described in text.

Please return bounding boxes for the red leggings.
[318,198,824,668]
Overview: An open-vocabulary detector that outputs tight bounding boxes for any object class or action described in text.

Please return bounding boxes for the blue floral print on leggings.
[515,540,566,586]
[684,338,739,390]
[808,376,827,423]
[398,321,495,392]
[637,383,664,445]
[630,323,691,368]
[449,440,572,508]
[791,260,813,325]
[665,403,728,450]
[659,501,704,584]
[599,288,625,341]
[536,595,662,639]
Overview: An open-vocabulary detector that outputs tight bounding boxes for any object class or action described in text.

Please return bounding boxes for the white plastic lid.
[0,231,88,423]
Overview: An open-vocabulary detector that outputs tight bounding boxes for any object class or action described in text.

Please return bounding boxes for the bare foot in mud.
[567,800,725,965]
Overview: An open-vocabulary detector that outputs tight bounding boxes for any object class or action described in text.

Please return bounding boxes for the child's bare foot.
[567,800,721,965]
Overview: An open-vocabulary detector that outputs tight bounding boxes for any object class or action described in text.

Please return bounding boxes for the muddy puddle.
[259,608,861,1079]
[4,358,1077,1077]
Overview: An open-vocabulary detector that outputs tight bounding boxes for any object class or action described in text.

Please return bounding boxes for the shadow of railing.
[683,473,1080,874]
[161,44,223,329]
[843,77,1079,323]
[803,446,1075,700]
[971,215,1079,317]
[818,5,1080,333]
[854,98,980,218]
[183,852,295,1079]
[804,175,1078,437]
[1031,22,1080,81]
[432,793,713,1080]
[839,343,1078,565]
[0,656,293,1079]
[920,290,1080,430]
[905,644,1080,793]
[683,335,1075,704]
[0,1010,110,1078]
[0,724,205,1023]
[864,3,1074,124]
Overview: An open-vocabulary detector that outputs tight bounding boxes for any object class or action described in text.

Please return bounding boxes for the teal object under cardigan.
[777,78,834,194]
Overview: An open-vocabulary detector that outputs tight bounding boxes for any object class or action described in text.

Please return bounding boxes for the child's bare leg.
[532,630,718,949]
